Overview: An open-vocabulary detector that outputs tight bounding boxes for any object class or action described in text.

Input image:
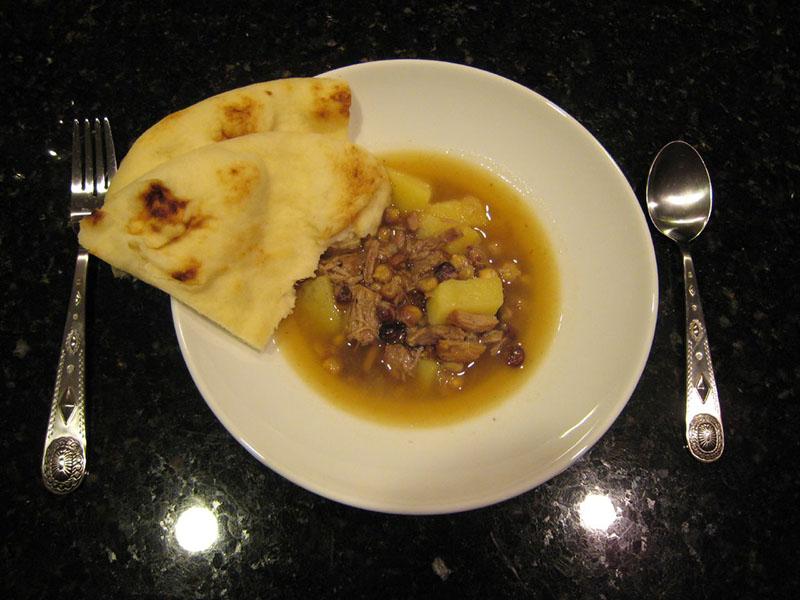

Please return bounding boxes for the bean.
[373,264,393,283]
[506,344,525,367]
[406,289,427,310]
[398,304,423,327]
[376,304,396,323]
[383,206,401,225]
[379,320,407,344]
[377,226,393,242]
[434,261,457,282]
[335,284,353,304]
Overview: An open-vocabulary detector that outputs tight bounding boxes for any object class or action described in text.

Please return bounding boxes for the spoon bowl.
[646,141,713,244]
[645,140,724,463]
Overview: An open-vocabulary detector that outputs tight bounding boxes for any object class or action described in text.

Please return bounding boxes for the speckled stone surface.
[2,2,799,598]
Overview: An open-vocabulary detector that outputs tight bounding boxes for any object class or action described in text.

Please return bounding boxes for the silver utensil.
[646,140,723,462]
[42,118,116,493]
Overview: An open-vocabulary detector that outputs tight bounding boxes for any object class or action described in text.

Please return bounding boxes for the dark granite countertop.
[2,2,798,598]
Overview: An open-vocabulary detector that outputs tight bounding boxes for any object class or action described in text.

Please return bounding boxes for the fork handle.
[42,248,89,494]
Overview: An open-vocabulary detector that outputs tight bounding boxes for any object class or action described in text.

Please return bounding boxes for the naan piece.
[79,132,391,349]
[109,78,352,193]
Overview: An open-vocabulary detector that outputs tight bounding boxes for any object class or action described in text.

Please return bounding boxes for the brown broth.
[276,150,560,427]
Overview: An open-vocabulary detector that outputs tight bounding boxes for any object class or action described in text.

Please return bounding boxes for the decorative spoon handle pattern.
[681,246,724,462]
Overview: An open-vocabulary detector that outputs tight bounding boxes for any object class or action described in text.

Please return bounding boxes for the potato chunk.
[418,196,487,253]
[426,196,488,228]
[417,214,481,254]
[426,276,504,325]
[387,168,432,211]
[295,275,342,336]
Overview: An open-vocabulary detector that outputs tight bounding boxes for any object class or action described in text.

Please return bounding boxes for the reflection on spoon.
[174,505,219,552]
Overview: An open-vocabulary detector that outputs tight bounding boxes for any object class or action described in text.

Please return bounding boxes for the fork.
[41,118,116,494]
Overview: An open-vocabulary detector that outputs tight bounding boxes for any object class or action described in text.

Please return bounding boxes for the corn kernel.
[417,276,439,293]
[373,264,392,283]
[398,304,423,326]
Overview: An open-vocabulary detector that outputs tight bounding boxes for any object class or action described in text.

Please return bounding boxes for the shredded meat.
[447,310,499,333]
[406,228,461,260]
[393,229,407,250]
[379,241,399,259]
[479,329,505,345]
[406,324,468,346]
[345,285,380,345]
[389,252,409,269]
[410,249,449,280]
[435,339,487,363]
[318,252,363,285]
[383,344,422,381]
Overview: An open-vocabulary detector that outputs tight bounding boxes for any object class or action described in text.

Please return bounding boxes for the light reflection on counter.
[174,505,219,552]
[578,493,618,533]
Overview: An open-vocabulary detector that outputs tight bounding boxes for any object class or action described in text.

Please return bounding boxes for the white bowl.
[172,59,658,514]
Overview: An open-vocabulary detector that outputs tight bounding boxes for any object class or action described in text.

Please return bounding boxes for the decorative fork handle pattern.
[681,246,724,462]
[42,248,89,493]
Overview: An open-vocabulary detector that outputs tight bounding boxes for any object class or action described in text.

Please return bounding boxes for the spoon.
[646,140,724,462]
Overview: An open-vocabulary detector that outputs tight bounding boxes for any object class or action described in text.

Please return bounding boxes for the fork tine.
[93,118,105,194]
[71,120,82,193]
[83,119,94,195]
[102,117,117,183]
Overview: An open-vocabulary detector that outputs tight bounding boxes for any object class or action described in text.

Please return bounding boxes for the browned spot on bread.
[126,181,199,238]
[142,181,188,222]
[341,146,378,199]
[86,208,105,225]
[185,214,209,231]
[171,259,200,282]
[330,89,351,116]
[216,162,260,204]
[314,84,351,121]
[264,90,273,96]
[215,96,262,140]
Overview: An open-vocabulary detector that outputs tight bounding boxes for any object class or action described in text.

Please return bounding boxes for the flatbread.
[79,132,390,349]
[109,78,352,193]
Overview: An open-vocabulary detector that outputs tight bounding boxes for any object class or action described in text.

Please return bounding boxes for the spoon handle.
[680,246,724,462]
